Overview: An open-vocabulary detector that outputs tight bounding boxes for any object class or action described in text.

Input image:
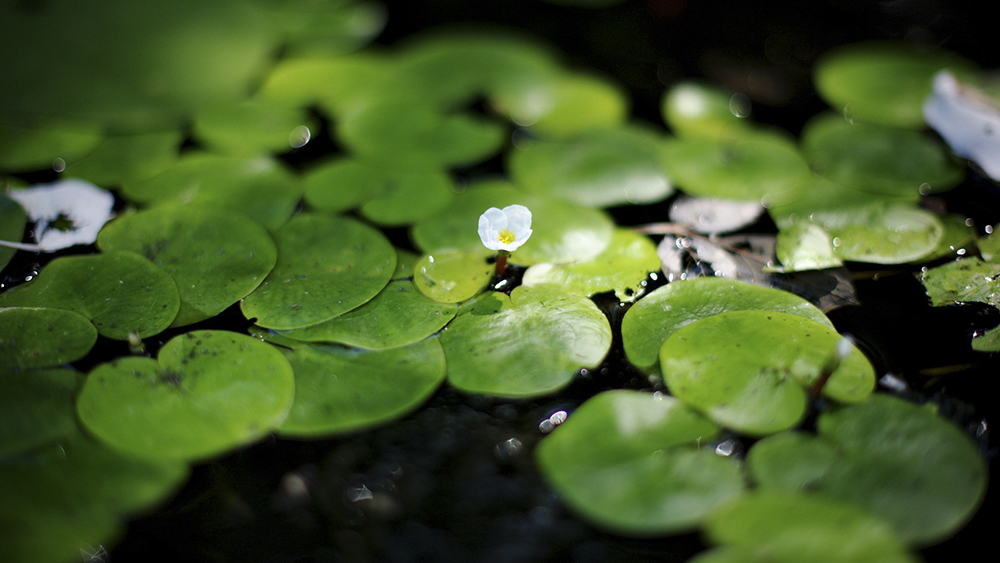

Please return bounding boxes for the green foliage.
[77,330,295,461]
[413,249,494,304]
[0,194,26,271]
[0,308,97,370]
[0,368,81,457]
[65,130,182,187]
[535,390,743,535]
[661,81,753,139]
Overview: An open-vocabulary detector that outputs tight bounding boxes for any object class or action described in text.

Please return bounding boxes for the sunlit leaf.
[193,100,315,157]
[494,71,629,137]
[661,81,753,139]
[413,249,494,304]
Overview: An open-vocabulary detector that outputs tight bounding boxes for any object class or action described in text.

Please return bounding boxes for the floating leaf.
[745,431,838,491]
[413,249,494,304]
[6,179,115,251]
[660,310,874,434]
[699,491,917,563]
[263,0,386,57]
[814,41,975,128]
[661,130,809,204]
[0,426,188,563]
[0,367,80,457]
[440,284,611,398]
[0,193,26,271]
[97,206,277,327]
[65,130,182,187]
[121,153,302,230]
[748,394,988,544]
[522,228,660,301]
[256,53,393,118]
[0,307,97,370]
[800,113,963,197]
[193,100,315,157]
[774,222,842,271]
[535,390,743,535]
[280,277,458,349]
[494,71,629,137]
[336,97,507,170]
[921,256,1000,307]
[0,251,180,340]
[660,81,753,139]
[241,213,396,330]
[410,182,614,265]
[0,121,102,172]
[924,214,976,260]
[77,330,294,461]
[509,126,673,207]
[622,277,834,373]
[272,336,446,437]
[804,203,943,264]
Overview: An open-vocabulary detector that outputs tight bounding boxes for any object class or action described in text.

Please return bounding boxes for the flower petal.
[478,207,508,250]
[502,204,532,237]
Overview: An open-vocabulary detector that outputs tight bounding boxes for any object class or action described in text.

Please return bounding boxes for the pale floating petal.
[7,179,115,251]
[923,71,1000,182]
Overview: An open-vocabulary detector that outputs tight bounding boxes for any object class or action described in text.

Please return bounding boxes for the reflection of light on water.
[714,438,737,457]
[289,125,310,148]
[538,410,568,433]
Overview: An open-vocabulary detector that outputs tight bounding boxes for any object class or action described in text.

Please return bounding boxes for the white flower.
[478,205,533,252]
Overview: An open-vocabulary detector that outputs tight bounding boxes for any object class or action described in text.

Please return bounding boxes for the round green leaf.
[494,71,629,137]
[536,390,743,535]
[241,213,396,330]
[274,337,446,437]
[702,491,917,563]
[814,41,976,128]
[65,130,181,187]
[121,153,302,230]
[920,256,1000,307]
[622,277,834,373]
[522,228,660,301]
[410,182,615,265]
[0,251,180,340]
[193,100,315,157]
[77,330,295,461]
[256,53,393,118]
[801,114,963,197]
[775,222,842,272]
[413,249,494,304]
[745,431,838,490]
[0,368,80,457]
[440,284,611,398]
[815,394,988,544]
[660,81,753,139]
[0,193,26,271]
[805,203,944,264]
[660,311,874,435]
[0,307,97,370]
[97,207,277,327]
[279,278,458,349]
[509,126,673,207]
[661,130,810,204]
[0,427,188,563]
[336,98,507,170]
[0,121,102,173]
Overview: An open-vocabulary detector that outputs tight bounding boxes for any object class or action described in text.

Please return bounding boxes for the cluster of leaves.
[0,2,993,562]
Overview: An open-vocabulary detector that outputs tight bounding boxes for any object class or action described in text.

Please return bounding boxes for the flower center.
[498,229,516,244]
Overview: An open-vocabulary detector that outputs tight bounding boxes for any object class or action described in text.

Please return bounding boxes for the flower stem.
[495,250,510,277]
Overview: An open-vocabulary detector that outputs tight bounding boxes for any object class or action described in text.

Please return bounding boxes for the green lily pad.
[522,228,660,301]
[814,41,975,128]
[65,130,182,187]
[336,97,507,170]
[410,182,615,265]
[535,390,743,535]
[925,214,977,260]
[920,256,1000,307]
[745,431,838,490]
[256,53,393,118]
[262,0,385,57]
[278,277,458,349]
[0,0,274,130]
[700,491,917,563]
[493,71,629,137]
[0,251,180,340]
[804,203,943,264]
[241,213,396,330]
[660,81,753,139]
[661,130,810,204]
[621,277,834,373]
[774,222,842,271]
[971,325,1000,352]
[303,157,454,226]
[801,114,963,197]
[0,426,188,563]
[0,121,103,173]
[272,336,446,437]
[0,368,80,457]
[509,126,673,207]
[121,153,302,230]
[440,284,611,398]
[97,206,277,327]
[0,307,97,370]
[748,394,987,545]
[0,193,26,271]
[193,100,315,157]
[660,311,874,435]
[77,330,295,461]
[413,249,494,304]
